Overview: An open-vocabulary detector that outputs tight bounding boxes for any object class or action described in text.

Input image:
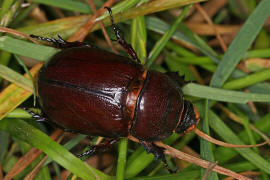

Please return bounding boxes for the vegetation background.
[0,0,270,179]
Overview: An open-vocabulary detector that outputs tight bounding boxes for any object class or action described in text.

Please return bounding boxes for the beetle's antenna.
[104,7,140,63]
[193,128,270,148]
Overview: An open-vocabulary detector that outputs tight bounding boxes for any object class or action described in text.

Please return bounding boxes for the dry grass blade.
[189,0,226,22]
[87,0,117,53]
[24,155,49,180]
[128,135,250,180]
[0,63,43,121]
[185,23,241,35]
[0,27,39,44]
[217,104,270,146]
[194,128,270,148]
[155,142,251,180]
[24,132,65,180]
[3,130,62,180]
[4,148,43,180]
[202,161,218,180]
[194,3,227,52]
[68,0,117,42]
[223,171,261,180]
[0,165,3,179]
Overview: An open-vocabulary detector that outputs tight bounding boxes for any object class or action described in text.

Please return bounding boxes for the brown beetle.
[27,7,200,172]
[26,7,269,174]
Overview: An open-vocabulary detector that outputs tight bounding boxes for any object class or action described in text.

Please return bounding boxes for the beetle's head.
[175,100,200,135]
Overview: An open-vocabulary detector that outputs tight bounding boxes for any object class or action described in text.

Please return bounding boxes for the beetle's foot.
[77,138,118,158]
[140,141,177,173]
[23,108,47,122]
[104,7,140,63]
[30,34,91,49]
[77,148,96,158]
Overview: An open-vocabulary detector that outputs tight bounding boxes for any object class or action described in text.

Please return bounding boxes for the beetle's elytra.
[31,7,199,172]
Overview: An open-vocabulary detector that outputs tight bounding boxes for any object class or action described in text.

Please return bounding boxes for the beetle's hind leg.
[140,141,177,173]
[30,34,90,49]
[77,138,118,158]
[105,7,140,63]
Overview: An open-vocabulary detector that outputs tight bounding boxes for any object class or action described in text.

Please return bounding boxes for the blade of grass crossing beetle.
[0,118,113,180]
[31,0,92,14]
[131,16,147,64]
[210,0,270,88]
[43,134,87,166]
[0,36,59,61]
[116,138,128,180]
[146,5,191,68]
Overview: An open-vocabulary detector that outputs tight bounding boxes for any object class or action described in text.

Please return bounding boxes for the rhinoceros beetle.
[27,7,200,173]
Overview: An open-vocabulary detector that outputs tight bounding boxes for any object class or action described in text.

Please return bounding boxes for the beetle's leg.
[77,138,118,158]
[30,34,91,49]
[105,7,140,63]
[140,141,177,173]
[23,108,47,122]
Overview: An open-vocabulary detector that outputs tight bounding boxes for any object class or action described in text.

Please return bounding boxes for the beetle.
[27,7,199,172]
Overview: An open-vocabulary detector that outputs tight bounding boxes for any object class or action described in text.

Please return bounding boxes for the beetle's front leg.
[140,141,177,173]
[24,108,47,122]
[30,34,91,49]
[105,7,140,63]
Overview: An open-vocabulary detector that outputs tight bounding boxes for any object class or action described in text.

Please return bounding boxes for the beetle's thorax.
[127,70,184,141]
[125,69,148,130]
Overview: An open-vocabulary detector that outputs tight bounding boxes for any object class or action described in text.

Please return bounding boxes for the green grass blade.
[183,83,270,103]
[0,118,113,180]
[146,5,191,67]
[128,170,200,180]
[244,48,270,58]
[224,158,270,173]
[97,0,140,21]
[214,113,270,163]
[223,68,270,90]
[165,57,196,81]
[116,138,128,180]
[0,36,58,61]
[131,16,147,64]
[145,16,220,63]
[210,0,270,88]
[14,54,37,105]
[125,135,179,178]
[32,0,91,14]
[0,64,33,92]
[200,100,218,179]
[207,110,270,173]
